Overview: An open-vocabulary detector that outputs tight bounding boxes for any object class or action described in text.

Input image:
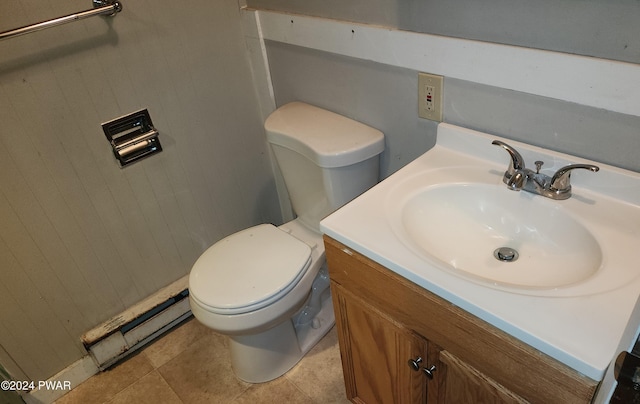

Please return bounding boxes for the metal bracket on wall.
[102,109,162,167]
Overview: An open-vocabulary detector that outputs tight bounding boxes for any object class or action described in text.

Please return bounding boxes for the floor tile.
[54,317,351,404]
[231,377,312,404]
[106,370,182,404]
[286,327,351,404]
[55,353,154,404]
[158,331,251,403]
[144,318,212,368]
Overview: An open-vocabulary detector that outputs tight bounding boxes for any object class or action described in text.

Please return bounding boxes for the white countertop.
[320,123,640,381]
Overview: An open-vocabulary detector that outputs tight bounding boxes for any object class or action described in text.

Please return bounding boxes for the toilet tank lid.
[265,102,384,168]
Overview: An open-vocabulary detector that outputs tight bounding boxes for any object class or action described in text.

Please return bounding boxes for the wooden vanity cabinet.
[324,236,599,404]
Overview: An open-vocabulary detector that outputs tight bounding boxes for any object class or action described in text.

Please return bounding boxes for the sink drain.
[494,247,519,262]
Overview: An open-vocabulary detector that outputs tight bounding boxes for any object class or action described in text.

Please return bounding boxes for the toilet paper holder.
[102,108,162,167]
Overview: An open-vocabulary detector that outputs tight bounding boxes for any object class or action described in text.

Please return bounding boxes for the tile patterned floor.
[55,318,350,403]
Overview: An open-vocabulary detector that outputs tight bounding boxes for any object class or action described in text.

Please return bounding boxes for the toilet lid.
[189,224,312,314]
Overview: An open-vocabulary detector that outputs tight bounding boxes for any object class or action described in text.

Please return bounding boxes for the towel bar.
[0,0,122,41]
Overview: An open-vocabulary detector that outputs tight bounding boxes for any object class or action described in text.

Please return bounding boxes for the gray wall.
[255,1,640,175]
[0,0,280,380]
[249,0,640,64]
[267,42,640,176]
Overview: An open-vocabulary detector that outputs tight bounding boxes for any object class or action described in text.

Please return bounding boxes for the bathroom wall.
[266,42,640,177]
[248,0,640,176]
[0,0,280,381]
[247,0,640,64]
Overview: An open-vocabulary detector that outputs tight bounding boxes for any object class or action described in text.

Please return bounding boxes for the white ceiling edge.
[253,10,640,118]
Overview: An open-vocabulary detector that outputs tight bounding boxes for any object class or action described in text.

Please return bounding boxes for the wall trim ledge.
[251,9,640,117]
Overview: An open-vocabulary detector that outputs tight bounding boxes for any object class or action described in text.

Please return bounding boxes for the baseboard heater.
[82,276,192,370]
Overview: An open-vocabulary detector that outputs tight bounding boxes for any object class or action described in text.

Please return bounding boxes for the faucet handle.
[492,140,527,190]
[492,140,525,171]
[549,164,600,194]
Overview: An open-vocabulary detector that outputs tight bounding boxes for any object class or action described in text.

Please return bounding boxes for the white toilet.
[188,102,384,383]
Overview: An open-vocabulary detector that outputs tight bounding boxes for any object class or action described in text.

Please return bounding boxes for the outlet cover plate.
[418,73,443,122]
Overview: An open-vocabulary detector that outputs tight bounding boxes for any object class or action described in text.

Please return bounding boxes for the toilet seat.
[189,224,312,315]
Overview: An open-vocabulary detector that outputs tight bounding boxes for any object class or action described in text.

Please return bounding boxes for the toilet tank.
[265,102,385,231]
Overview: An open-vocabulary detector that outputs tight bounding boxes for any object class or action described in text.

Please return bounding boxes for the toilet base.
[229,269,335,383]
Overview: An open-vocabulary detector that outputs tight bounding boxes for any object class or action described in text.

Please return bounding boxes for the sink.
[398,183,602,289]
[384,161,639,297]
[322,123,640,379]
[321,123,640,379]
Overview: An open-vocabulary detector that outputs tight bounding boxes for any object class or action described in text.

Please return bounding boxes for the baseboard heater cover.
[82,276,191,370]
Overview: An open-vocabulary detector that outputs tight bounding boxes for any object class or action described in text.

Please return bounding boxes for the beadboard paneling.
[0,0,280,380]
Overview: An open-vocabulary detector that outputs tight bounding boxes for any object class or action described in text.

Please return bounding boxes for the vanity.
[320,124,640,403]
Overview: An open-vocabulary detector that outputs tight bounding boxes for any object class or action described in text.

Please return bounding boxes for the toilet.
[188,102,384,383]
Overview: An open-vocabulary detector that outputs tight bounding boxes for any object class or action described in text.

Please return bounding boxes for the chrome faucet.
[492,140,599,200]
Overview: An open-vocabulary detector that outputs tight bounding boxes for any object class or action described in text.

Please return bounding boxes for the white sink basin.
[397,183,602,289]
[321,123,640,380]
[385,163,639,297]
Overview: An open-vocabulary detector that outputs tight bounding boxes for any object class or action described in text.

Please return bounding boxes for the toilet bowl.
[188,102,384,383]
[190,220,331,382]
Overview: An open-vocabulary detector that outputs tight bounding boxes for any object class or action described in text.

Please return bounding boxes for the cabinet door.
[438,350,528,404]
[325,236,597,404]
[333,282,428,404]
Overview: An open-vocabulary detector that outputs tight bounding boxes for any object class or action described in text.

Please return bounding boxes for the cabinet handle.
[408,356,423,371]
[422,365,437,379]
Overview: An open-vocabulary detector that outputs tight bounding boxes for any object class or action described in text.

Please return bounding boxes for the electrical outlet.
[418,73,443,121]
